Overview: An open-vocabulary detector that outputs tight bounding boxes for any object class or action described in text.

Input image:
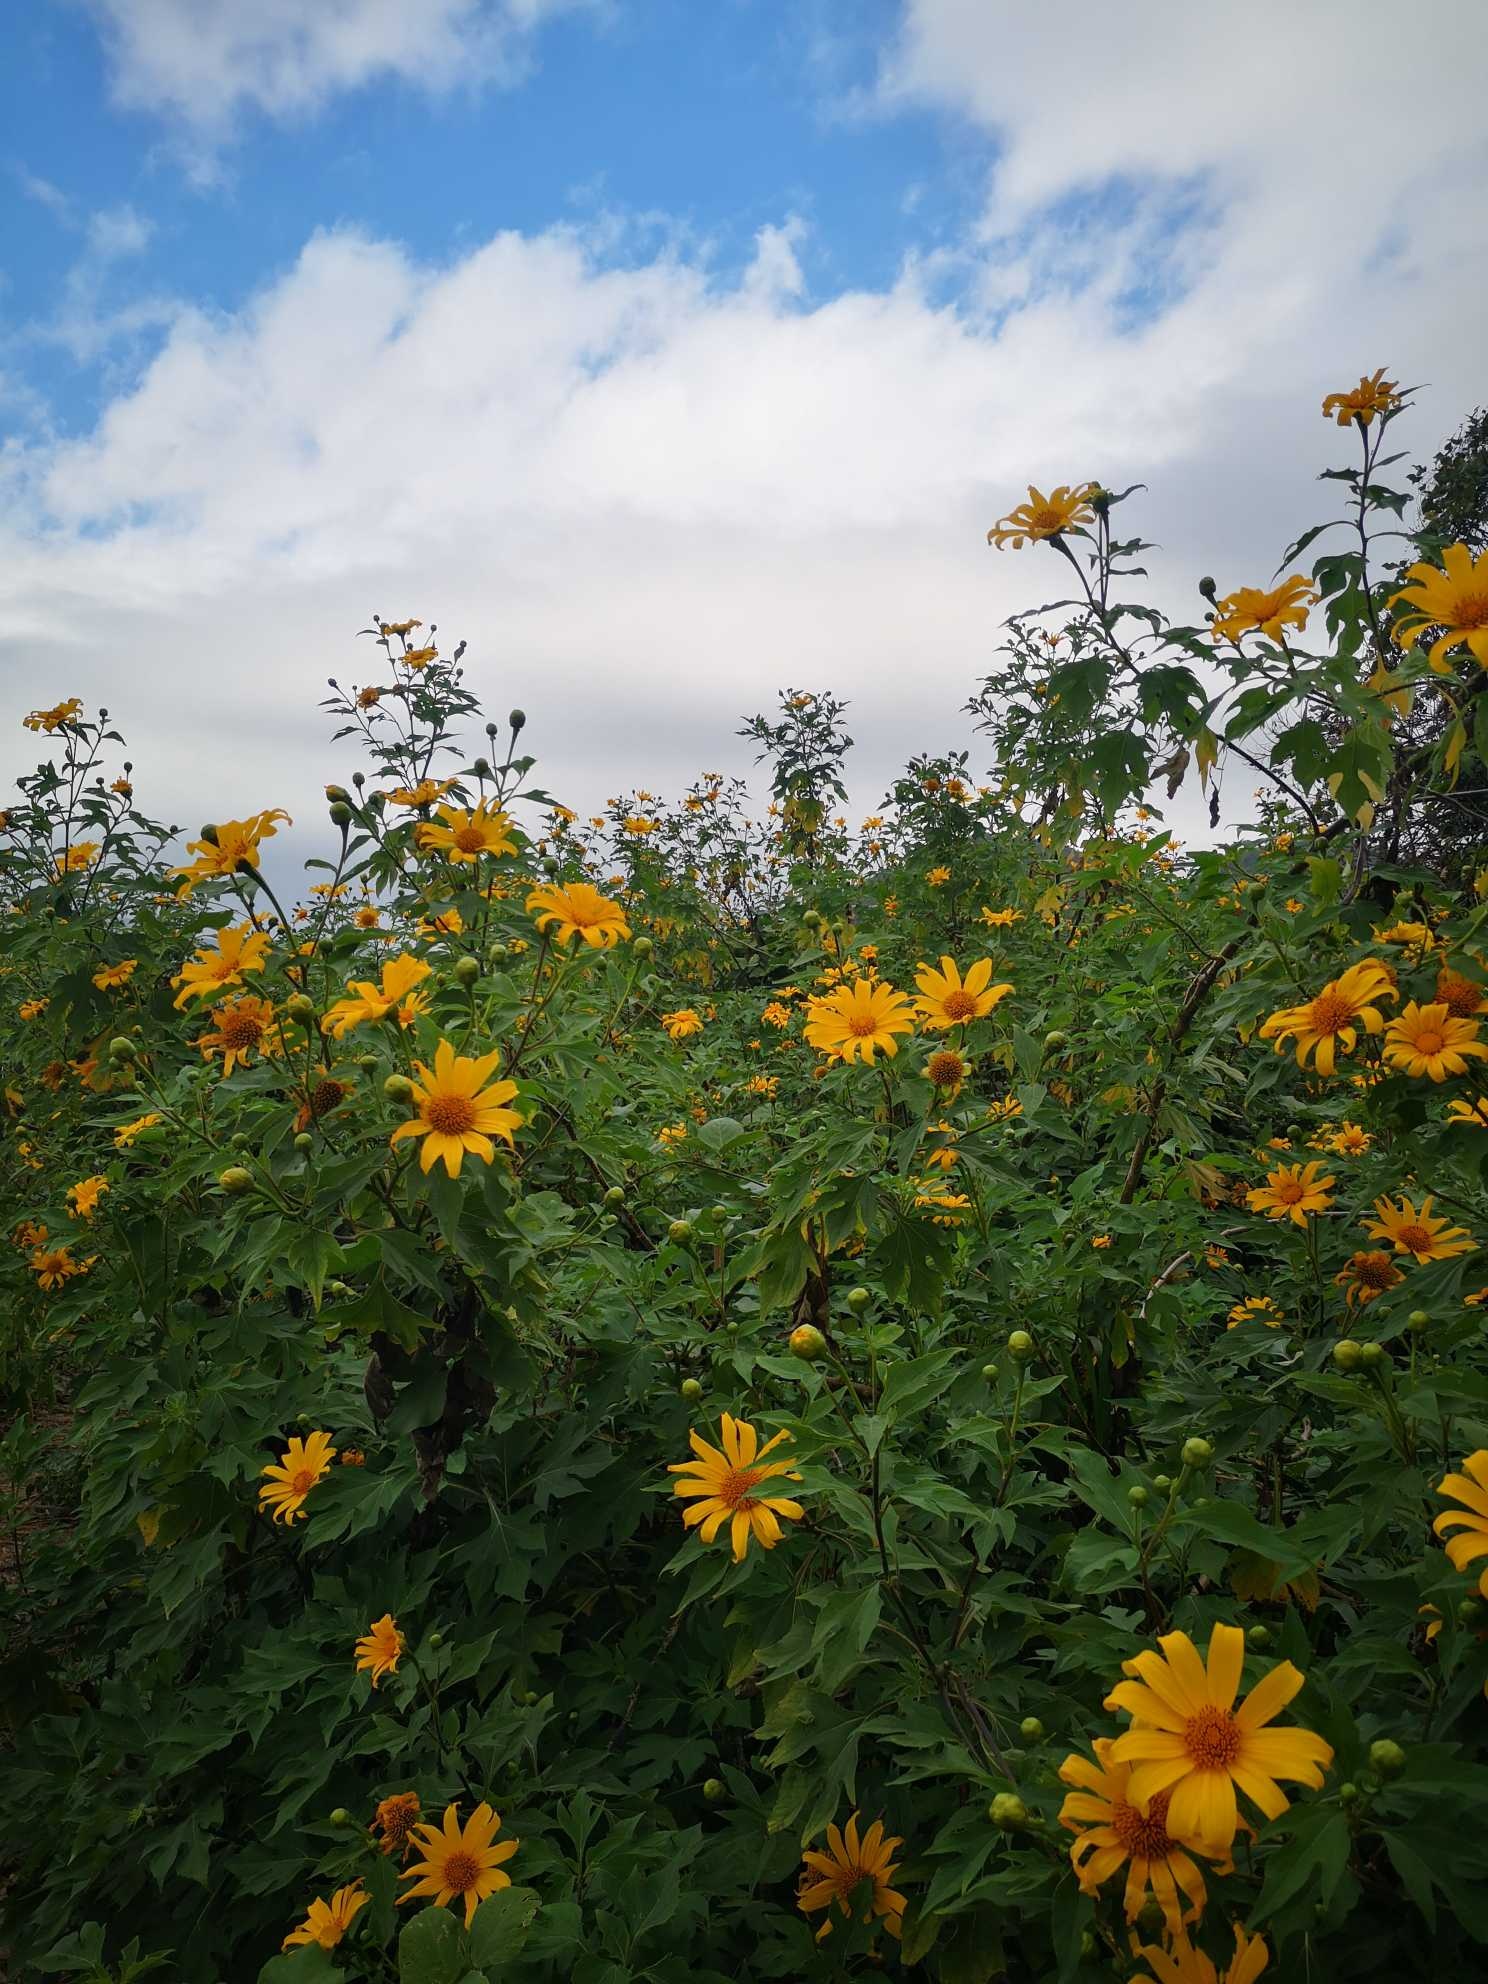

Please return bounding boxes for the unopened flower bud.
[1007,1330,1036,1363]
[509,709,526,732]
[702,1777,726,1804]
[329,802,352,827]
[1360,1341,1386,1368]
[1333,1339,1364,1372]
[285,994,317,1027]
[1019,1717,1045,1743]
[329,1808,352,1827]
[108,1036,137,1063]
[603,1186,626,1208]
[632,936,654,960]
[454,955,480,987]
[324,784,350,802]
[1198,575,1218,601]
[218,1166,253,1194]
[1128,1485,1149,1508]
[802,909,822,930]
[199,823,220,845]
[293,1132,314,1152]
[1246,1624,1271,1649]
[1368,1738,1406,1779]
[384,1073,415,1104]
[1407,1309,1430,1333]
[668,1219,693,1245]
[789,1324,827,1362]
[680,1378,704,1401]
[988,1792,1027,1830]
[981,1362,999,1381]
[1181,1436,1213,1468]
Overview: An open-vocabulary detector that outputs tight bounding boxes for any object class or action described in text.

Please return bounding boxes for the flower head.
[322,953,432,1037]
[1321,368,1399,428]
[1435,1452,1488,1599]
[387,778,456,808]
[373,1792,422,1857]
[171,925,271,1008]
[1226,1296,1284,1330]
[661,1008,704,1041]
[1210,577,1318,645]
[1105,1622,1333,1854]
[355,1613,405,1688]
[1245,1160,1335,1227]
[30,1244,95,1291]
[24,697,84,732]
[196,994,283,1076]
[797,1813,908,1943]
[92,959,138,991]
[804,979,916,1064]
[389,1038,521,1177]
[1364,1194,1476,1263]
[416,800,517,863]
[170,810,289,890]
[1327,1120,1371,1155]
[1131,1923,1270,1984]
[981,906,1023,928]
[399,1803,519,1928]
[258,1430,336,1524]
[667,1412,804,1562]
[527,880,631,949]
[913,956,1012,1030]
[1389,543,1488,673]
[56,842,100,875]
[1257,961,1396,1076]
[1383,1000,1487,1081]
[1058,1737,1221,1938]
[283,1881,369,1952]
[1446,1095,1488,1128]
[1334,1249,1405,1307]
[66,1175,109,1221]
[114,1112,162,1148]
[988,483,1097,549]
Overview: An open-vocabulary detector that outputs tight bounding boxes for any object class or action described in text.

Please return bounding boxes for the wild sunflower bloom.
[1334,1249,1405,1307]
[1226,1296,1284,1330]
[804,980,916,1064]
[169,809,290,890]
[1210,576,1318,645]
[283,1880,369,1952]
[1256,960,1396,1075]
[92,959,138,991]
[18,998,48,1020]
[667,1412,804,1561]
[30,1244,95,1291]
[1327,1120,1372,1155]
[1436,968,1486,1018]
[1131,1923,1270,1984]
[66,1175,109,1221]
[1389,543,1488,673]
[197,994,283,1076]
[401,645,439,669]
[1364,1194,1476,1263]
[1435,1452,1488,1598]
[926,866,952,888]
[399,1803,519,1927]
[373,1792,422,1857]
[258,1430,336,1524]
[416,800,518,863]
[389,1039,521,1177]
[171,924,271,1008]
[988,482,1097,549]
[294,1073,354,1133]
[796,1813,907,1944]
[354,1614,405,1688]
[387,778,456,807]
[661,1009,704,1041]
[1058,1738,1218,1938]
[114,1112,162,1148]
[913,956,1012,1030]
[23,696,84,732]
[56,842,100,874]
[981,906,1023,928]
[322,953,432,1037]
[926,1048,968,1092]
[1446,1096,1488,1127]
[1383,1000,1488,1081]
[1105,1622,1333,1854]
[526,880,631,949]
[914,1190,972,1226]
[1321,367,1400,428]
[1245,1161,1335,1227]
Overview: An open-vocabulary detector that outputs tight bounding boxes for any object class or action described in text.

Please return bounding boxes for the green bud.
[1246,1624,1271,1649]
[541,854,561,876]
[199,823,220,845]
[1458,1596,1486,1626]
[487,941,508,964]
[1153,1473,1172,1492]
[981,1362,999,1382]
[847,1286,871,1311]
[1007,1330,1036,1363]
[603,1185,626,1208]
[521,1688,539,1705]
[1079,1931,1097,1959]
[329,801,352,827]
[702,1777,726,1804]
[1360,1341,1386,1368]
[802,910,822,930]
[1408,1308,1430,1333]
[285,993,317,1027]
[472,757,492,778]
[710,1205,728,1224]
[1019,1717,1045,1743]
[329,1807,352,1827]
[1198,575,1218,601]
[1333,1338,1364,1372]
[454,954,481,987]
[1136,1900,1165,1937]
[427,1631,444,1649]
[108,1035,137,1063]
[1181,1436,1213,1468]
[632,935,654,960]
[327,1281,351,1299]
[668,1219,694,1245]
[218,1166,253,1195]
[384,1073,416,1104]
[988,1792,1028,1831]
[1338,1781,1360,1803]
[789,1324,827,1362]
[358,1053,380,1075]
[680,1378,704,1402]
[293,1132,314,1152]
[1127,1485,1149,1508]
[509,709,527,732]
[1042,1029,1068,1050]
[231,1132,251,1149]
[1369,1738,1406,1779]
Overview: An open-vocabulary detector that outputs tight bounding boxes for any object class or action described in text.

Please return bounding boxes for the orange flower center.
[939,990,977,1021]
[927,1052,965,1087]
[847,1013,880,1037]
[1409,1027,1445,1056]
[1396,1223,1434,1255]
[442,1850,479,1892]
[1182,1706,1242,1769]
[219,1010,265,1048]
[1272,1178,1304,1204]
[719,1465,764,1510]
[1450,590,1488,630]
[309,1079,348,1117]
[452,824,489,853]
[1353,1251,1396,1289]
[1307,989,1354,1035]
[1110,1789,1174,1859]
[1438,977,1482,1017]
[290,1468,317,1495]
[424,1093,477,1136]
[1029,507,1066,534]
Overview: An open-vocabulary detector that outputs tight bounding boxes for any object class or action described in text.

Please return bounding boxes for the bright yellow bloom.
[56,842,100,874]
[416,800,517,863]
[797,1813,907,1944]
[1257,960,1396,1076]
[527,880,631,949]
[1435,1452,1488,1599]
[23,696,84,732]
[1105,1622,1333,1855]
[380,618,423,637]
[18,998,48,1020]
[171,925,271,1008]
[1226,1295,1284,1329]
[1446,1096,1488,1128]
[744,1074,779,1097]
[1326,1120,1371,1155]
[196,994,283,1076]
[283,1880,369,1952]
[322,953,432,1037]
[30,1244,95,1291]
[170,810,290,889]
[114,1112,163,1148]
[417,905,465,940]
[401,645,439,669]
[913,956,1012,1029]
[1363,1194,1476,1263]
[258,1430,336,1524]
[399,1803,519,1928]
[1334,1250,1405,1307]
[353,903,382,930]
[92,959,138,991]
[1210,576,1318,645]
[1245,1160,1334,1227]
[667,1412,804,1562]
[914,1190,972,1226]
[926,1048,968,1093]
[387,778,455,807]
[1389,543,1488,672]
[1383,1000,1488,1081]
[926,865,952,887]
[389,1038,521,1177]
[761,1000,792,1029]
[804,979,916,1064]
[1058,1737,1219,1938]
[1132,1923,1270,1984]
[980,906,1023,928]
[1375,919,1435,951]
[66,1175,109,1221]
[373,1792,422,1857]
[661,1008,704,1041]
[988,483,1097,549]
[1321,367,1399,428]
[657,1121,688,1148]
[354,1614,405,1688]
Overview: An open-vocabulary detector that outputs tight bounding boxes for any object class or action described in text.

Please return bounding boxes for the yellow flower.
[657,1121,688,1148]
[761,1001,792,1029]
[1105,1622,1333,1855]
[92,959,138,991]
[914,1190,971,1226]
[744,1074,779,1097]
[667,1412,804,1561]
[1436,1452,1488,1598]
[56,842,100,874]
[23,696,84,732]
[387,778,456,807]
[988,483,1097,549]
[416,800,517,863]
[926,865,952,887]
[30,1244,95,1291]
[66,1175,109,1221]
[526,880,631,949]
[1131,1923,1270,1984]
[1091,1234,1113,1249]
[1334,1249,1405,1307]
[1375,919,1435,952]
[283,1880,369,1952]
[1058,1737,1219,1939]
[354,1613,405,1688]
[114,1112,162,1148]
[171,925,271,1008]
[661,1009,704,1041]
[353,903,382,930]
[926,1048,968,1092]
[1209,576,1318,645]
[913,956,1013,1030]
[1257,960,1396,1076]
[1363,1194,1476,1263]
[1226,1295,1284,1330]
[170,810,290,890]
[357,686,383,709]
[389,1038,521,1178]
[258,1430,336,1524]
[1389,543,1488,672]
[980,906,1023,928]
[322,953,432,1037]
[796,1813,908,1944]
[196,994,283,1076]
[401,645,439,669]
[1321,367,1399,428]
[399,1803,519,1927]
[1383,1000,1488,1081]
[1446,1096,1488,1128]
[373,1792,422,1857]
[1326,1120,1371,1155]
[19,998,48,1021]
[1245,1160,1335,1227]
[417,905,465,940]
[1436,967,1486,1017]
[804,979,916,1064]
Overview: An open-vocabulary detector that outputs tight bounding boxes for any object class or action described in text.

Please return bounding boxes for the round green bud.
[680,1378,704,1401]
[1127,1485,1149,1508]
[632,935,654,960]
[230,1132,251,1149]
[1007,1330,1036,1362]
[1338,1781,1360,1803]
[329,1807,352,1827]
[981,1362,999,1382]
[540,855,560,878]
[296,1411,312,1425]
[1181,1436,1213,1468]
[285,993,317,1027]
[329,802,352,827]
[1408,1309,1430,1334]
[1198,575,1218,601]
[509,709,527,732]
[199,823,220,845]
[1042,1029,1068,1050]
[487,942,508,964]
[710,1205,728,1224]
[1153,1473,1172,1492]
[603,1185,626,1208]
[1360,1341,1386,1368]
[327,1281,351,1299]
[427,1631,444,1649]
[1333,1338,1365,1372]
[218,1166,253,1195]
[521,1688,539,1705]
[293,1132,314,1152]
[1018,1717,1045,1743]
[108,1036,137,1063]
[1458,1596,1486,1626]
[802,909,823,930]
[1369,1738,1406,1779]
[1136,1900,1165,1937]
[454,955,481,987]
[668,1219,694,1245]
[703,1777,726,1803]
[847,1286,872,1311]
[384,1073,416,1104]
[1246,1624,1271,1649]
[789,1324,827,1362]
[324,784,350,803]
[988,1792,1028,1831]
[472,758,492,779]
[358,1054,379,1076]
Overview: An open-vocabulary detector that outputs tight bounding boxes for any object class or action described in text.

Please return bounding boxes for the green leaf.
[256,1946,342,1984]
[467,1887,541,1969]
[695,1116,744,1152]
[880,1349,961,1419]
[399,1905,469,1984]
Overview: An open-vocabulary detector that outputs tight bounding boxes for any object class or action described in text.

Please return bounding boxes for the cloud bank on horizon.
[2,0,1486,858]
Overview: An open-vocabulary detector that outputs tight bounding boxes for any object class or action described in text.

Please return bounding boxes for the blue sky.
[2,2,1485,846]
